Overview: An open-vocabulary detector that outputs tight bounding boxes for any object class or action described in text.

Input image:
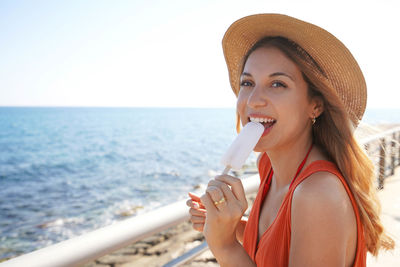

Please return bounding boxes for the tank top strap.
[258,152,271,183]
[289,160,340,190]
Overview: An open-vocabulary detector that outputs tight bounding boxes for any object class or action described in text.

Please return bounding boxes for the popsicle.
[221,122,264,174]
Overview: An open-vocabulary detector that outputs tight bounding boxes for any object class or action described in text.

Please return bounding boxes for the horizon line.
[0,105,398,110]
[0,105,237,109]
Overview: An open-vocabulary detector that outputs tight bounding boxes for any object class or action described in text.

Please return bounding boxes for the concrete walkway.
[186,167,400,266]
[367,167,400,266]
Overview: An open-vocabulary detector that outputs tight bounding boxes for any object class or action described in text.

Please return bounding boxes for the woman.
[187,14,394,266]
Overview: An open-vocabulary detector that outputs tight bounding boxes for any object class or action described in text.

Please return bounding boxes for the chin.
[253,143,265,153]
[254,140,275,153]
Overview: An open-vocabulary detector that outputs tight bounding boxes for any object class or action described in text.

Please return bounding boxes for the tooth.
[255,118,260,123]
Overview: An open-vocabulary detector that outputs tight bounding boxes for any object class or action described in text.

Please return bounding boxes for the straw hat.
[222,13,367,126]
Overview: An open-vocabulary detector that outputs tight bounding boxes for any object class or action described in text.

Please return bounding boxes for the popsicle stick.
[222,166,231,175]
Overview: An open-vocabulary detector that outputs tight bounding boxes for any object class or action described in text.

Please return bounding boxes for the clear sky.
[0,0,399,108]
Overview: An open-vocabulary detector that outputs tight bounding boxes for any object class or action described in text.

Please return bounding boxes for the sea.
[0,107,399,260]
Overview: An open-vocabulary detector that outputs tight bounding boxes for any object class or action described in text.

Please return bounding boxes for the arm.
[236,217,247,244]
[289,172,356,267]
[209,240,256,267]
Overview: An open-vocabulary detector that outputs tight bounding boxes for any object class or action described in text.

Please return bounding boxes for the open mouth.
[248,117,277,129]
[248,116,276,137]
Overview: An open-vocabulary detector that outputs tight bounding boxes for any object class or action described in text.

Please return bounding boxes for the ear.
[309,96,324,118]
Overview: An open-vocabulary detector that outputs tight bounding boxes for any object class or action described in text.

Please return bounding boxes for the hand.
[186,192,206,232]
[200,175,248,250]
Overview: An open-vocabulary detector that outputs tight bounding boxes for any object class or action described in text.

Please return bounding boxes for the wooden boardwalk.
[184,167,400,266]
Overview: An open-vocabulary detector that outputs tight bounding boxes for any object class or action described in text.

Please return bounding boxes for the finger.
[200,193,217,214]
[205,186,226,210]
[188,192,201,202]
[205,186,224,202]
[188,192,205,209]
[186,199,202,209]
[208,179,237,203]
[193,223,204,232]
[215,175,247,203]
[188,195,205,210]
[190,215,206,224]
[189,207,206,217]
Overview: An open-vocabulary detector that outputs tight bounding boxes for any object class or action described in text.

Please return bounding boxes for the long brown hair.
[238,36,394,255]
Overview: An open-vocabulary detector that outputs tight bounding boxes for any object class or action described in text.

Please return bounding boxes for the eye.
[271,81,287,88]
[240,80,253,87]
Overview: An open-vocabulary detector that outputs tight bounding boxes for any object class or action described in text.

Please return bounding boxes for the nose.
[247,86,267,109]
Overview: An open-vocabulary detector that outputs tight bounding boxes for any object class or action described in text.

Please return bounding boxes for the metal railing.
[360,126,400,189]
[0,172,260,267]
[2,126,400,267]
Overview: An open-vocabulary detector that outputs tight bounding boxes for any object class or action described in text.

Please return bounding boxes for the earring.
[311,115,316,125]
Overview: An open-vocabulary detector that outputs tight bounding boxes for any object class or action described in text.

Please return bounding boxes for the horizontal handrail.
[359,126,400,144]
[163,241,209,267]
[0,174,260,267]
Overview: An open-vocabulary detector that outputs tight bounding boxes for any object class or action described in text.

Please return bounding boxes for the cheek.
[278,98,310,127]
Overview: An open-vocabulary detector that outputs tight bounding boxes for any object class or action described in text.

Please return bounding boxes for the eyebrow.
[241,72,295,81]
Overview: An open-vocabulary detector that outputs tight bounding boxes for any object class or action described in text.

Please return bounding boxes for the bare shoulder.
[290,171,357,266]
[293,171,351,207]
[292,171,355,225]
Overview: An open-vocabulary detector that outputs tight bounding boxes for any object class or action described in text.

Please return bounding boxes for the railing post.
[398,131,400,167]
[378,138,386,190]
[364,143,370,154]
[391,133,396,175]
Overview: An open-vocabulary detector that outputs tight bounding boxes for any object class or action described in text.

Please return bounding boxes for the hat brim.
[222,13,366,125]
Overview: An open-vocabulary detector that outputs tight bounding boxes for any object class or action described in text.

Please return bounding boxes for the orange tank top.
[242,153,367,267]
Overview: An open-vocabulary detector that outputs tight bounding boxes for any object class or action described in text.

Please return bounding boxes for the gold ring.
[214,197,226,205]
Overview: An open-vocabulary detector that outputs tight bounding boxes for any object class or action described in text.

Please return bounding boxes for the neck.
[266,131,313,190]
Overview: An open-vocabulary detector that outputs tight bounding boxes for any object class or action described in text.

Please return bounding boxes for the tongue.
[264,121,275,129]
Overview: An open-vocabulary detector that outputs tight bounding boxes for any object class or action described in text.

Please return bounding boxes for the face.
[237,46,319,152]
